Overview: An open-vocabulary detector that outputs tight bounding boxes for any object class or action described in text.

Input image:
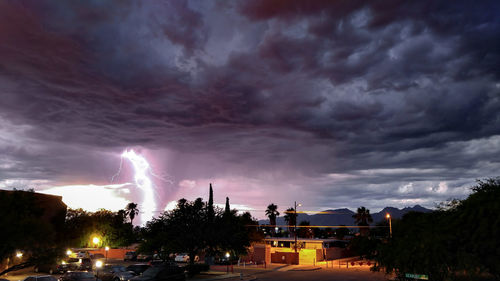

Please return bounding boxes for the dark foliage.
[374,178,500,280]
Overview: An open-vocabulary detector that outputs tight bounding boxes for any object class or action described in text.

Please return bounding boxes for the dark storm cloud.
[0,0,499,212]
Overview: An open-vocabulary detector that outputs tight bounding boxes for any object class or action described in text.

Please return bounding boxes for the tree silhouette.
[207,183,214,222]
[298,220,313,238]
[352,206,373,236]
[283,207,297,235]
[126,202,139,225]
[224,197,230,215]
[265,203,279,235]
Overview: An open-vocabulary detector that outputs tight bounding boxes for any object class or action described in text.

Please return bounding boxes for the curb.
[288,267,322,272]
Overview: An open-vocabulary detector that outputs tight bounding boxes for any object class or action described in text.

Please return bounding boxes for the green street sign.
[405,273,429,280]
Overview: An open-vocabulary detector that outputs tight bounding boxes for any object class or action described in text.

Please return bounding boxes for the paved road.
[224,264,392,281]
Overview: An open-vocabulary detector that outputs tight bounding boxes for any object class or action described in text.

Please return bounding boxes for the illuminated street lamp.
[95,260,103,281]
[294,201,302,253]
[225,252,230,259]
[66,249,72,256]
[16,252,23,258]
[92,237,100,247]
[105,246,109,263]
[386,213,392,238]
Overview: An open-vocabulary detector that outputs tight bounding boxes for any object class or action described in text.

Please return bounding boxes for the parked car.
[76,252,89,259]
[174,254,198,263]
[124,251,137,261]
[215,256,238,265]
[128,264,185,281]
[96,265,135,281]
[92,254,105,260]
[59,271,100,281]
[136,253,152,262]
[23,276,58,281]
[34,262,60,275]
[79,258,93,271]
[61,258,85,272]
[126,264,150,275]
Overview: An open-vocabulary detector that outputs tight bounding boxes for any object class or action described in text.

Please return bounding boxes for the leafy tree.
[64,208,136,248]
[352,206,373,236]
[334,225,349,239]
[297,221,313,238]
[125,202,139,225]
[0,191,58,276]
[374,178,500,280]
[265,203,279,235]
[140,197,258,271]
[145,198,207,267]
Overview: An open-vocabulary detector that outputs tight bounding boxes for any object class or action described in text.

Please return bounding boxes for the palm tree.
[352,206,373,236]
[283,207,297,236]
[265,204,280,235]
[126,202,139,225]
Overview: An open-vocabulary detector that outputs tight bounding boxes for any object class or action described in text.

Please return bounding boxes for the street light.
[66,249,72,256]
[294,201,302,253]
[16,252,23,258]
[95,260,103,281]
[386,213,392,238]
[105,246,109,263]
[92,237,100,247]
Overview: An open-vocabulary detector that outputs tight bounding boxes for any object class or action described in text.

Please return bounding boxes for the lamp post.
[105,246,109,263]
[95,260,103,281]
[294,201,302,253]
[386,213,392,238]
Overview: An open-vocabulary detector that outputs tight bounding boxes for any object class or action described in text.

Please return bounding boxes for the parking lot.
[1,258,187,281]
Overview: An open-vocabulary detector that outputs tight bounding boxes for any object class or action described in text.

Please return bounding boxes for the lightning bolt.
[110,156,124,183]
[121,149,157,225]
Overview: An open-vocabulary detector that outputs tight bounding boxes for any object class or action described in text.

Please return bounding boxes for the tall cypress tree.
[208,183,214,221]
[225,197,230,214]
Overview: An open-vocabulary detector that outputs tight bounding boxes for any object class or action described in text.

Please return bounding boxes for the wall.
[271,252,298,265]
[88,248,131,259]
[252,244,271,264]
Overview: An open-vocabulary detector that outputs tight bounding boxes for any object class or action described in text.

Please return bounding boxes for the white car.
[76,251,89,259]
[174,253,199,263]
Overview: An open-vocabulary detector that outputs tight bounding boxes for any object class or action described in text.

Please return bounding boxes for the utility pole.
[294,201,301,253]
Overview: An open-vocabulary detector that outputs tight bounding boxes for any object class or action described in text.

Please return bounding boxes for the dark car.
[79,258,93,271]
[59,271,100,281]
[36,258,81,274]
[23,276,58,281]
[97,265,135,281]
[128,264,185,281]
[34,262,60,275]
[136,253,152,262]
[124,252,137,261]
[92,254,105,260]
[59,258,84,272]
[126,264,150,275]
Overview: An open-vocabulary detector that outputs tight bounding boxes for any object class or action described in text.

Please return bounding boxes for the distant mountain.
[259,205,431,227]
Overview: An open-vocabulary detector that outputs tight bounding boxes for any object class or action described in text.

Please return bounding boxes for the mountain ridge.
[259,205,432,227]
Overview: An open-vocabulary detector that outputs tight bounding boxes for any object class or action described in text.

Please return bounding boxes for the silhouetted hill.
[259,205,431,227]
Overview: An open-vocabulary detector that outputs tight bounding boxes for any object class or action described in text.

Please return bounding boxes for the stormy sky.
[1,0,499,222]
